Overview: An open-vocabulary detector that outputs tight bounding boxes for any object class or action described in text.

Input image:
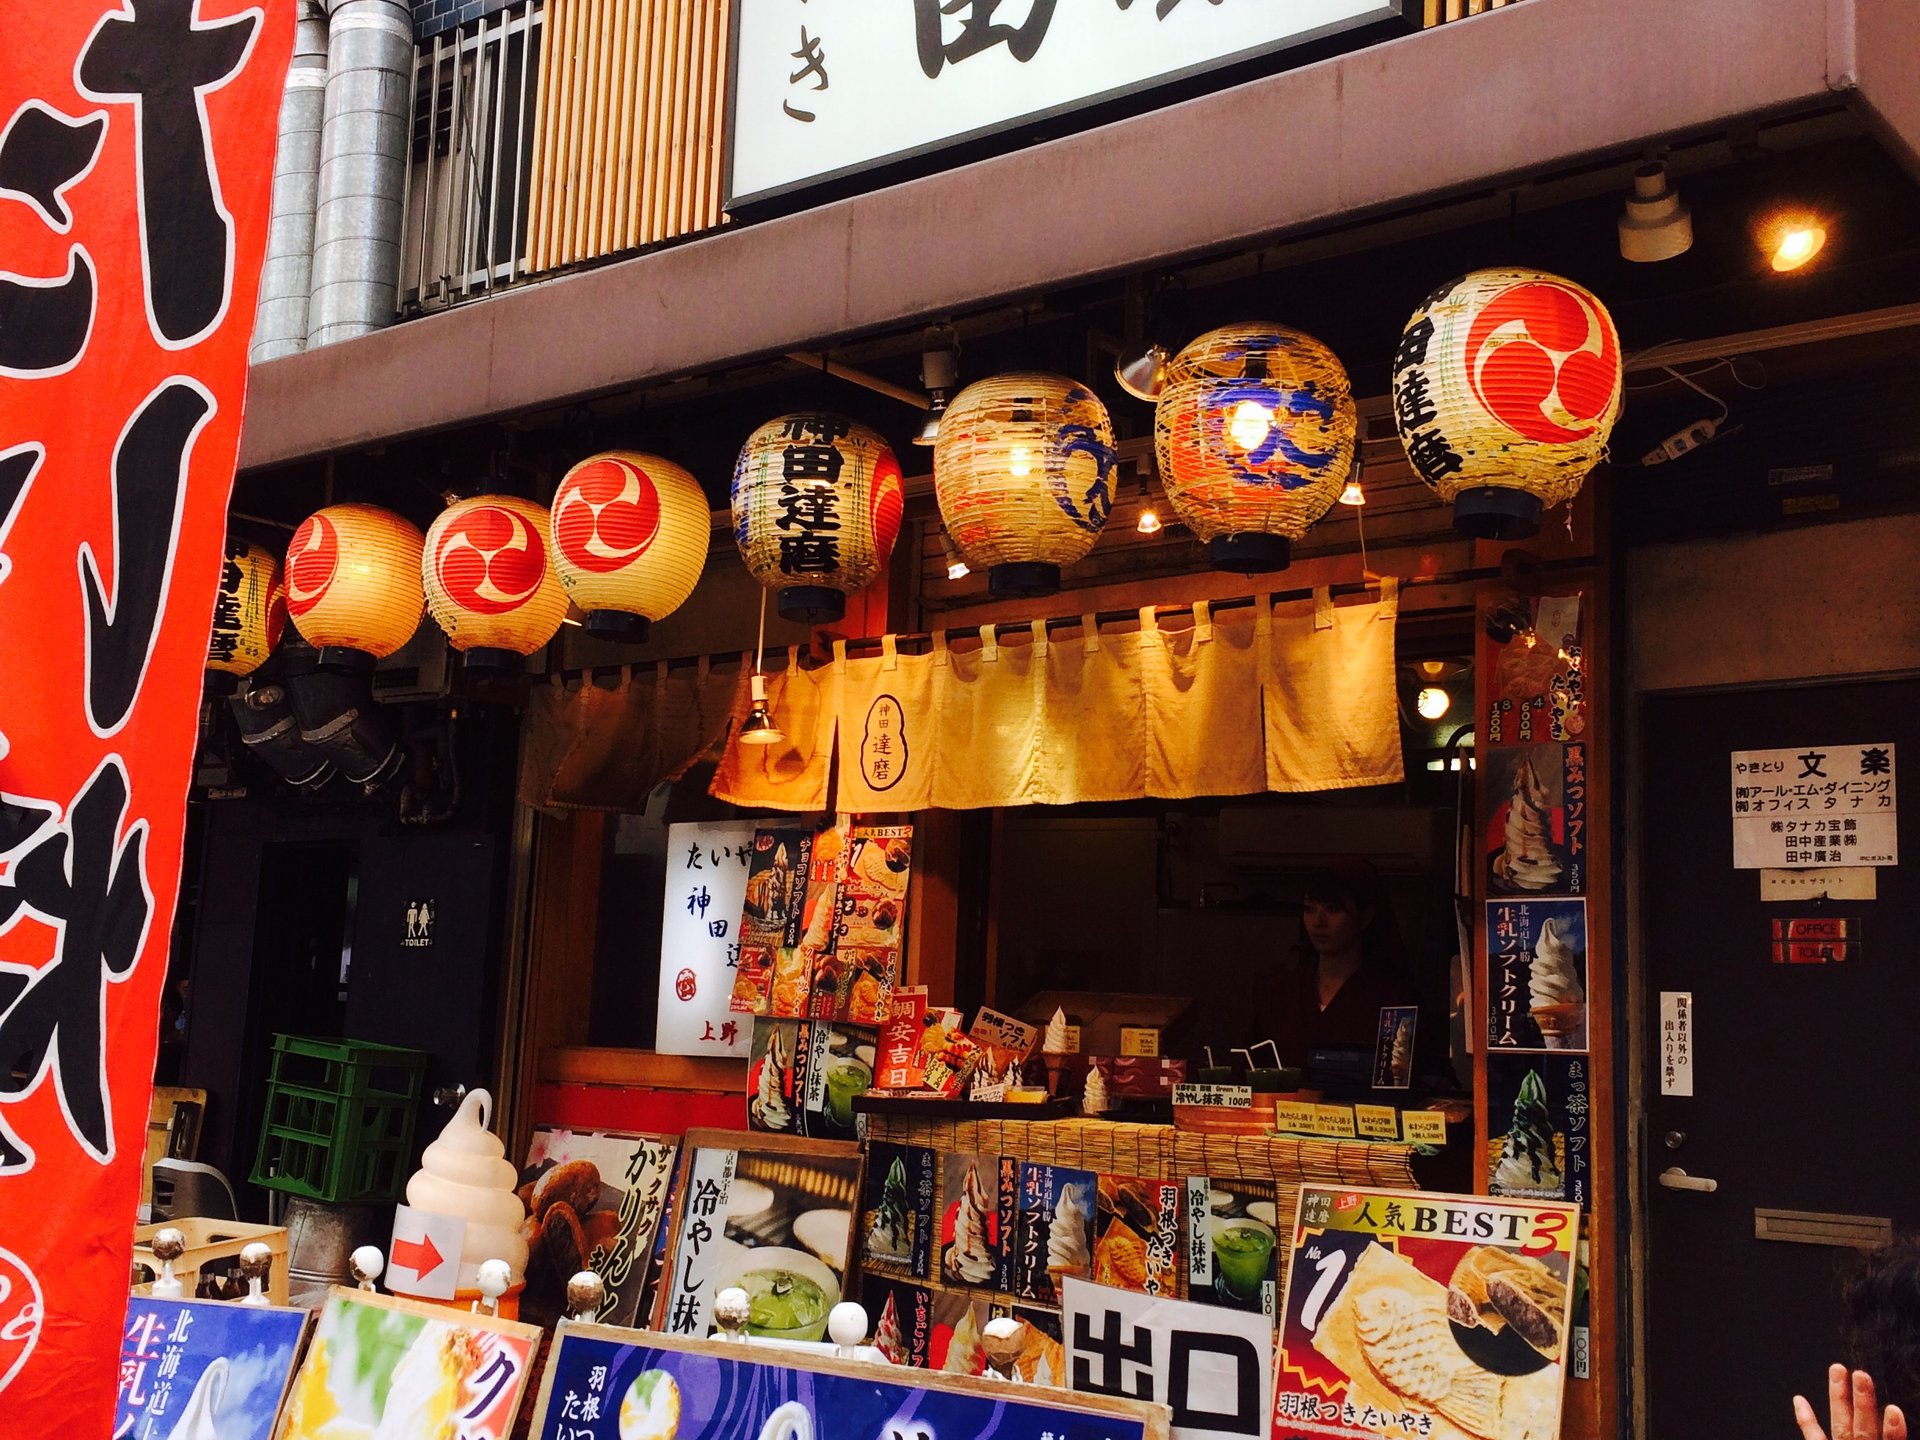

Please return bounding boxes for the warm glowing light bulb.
[1416,686,1451,720]
[1771,224,1826,272]
[1009,445,1033,477]
[1226,400,1272,452]
[947,557,970,580]
[1338,479,1366,506]
[1136,506,1162,535]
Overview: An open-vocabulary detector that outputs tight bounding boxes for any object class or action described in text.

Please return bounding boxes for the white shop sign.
[654,820,760,1057]
[728,0,1413,206]
[1729,742,1896,869]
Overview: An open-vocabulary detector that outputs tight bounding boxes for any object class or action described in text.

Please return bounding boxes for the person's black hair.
[1843,1238,1920,1415]
[1299,857,1407,977]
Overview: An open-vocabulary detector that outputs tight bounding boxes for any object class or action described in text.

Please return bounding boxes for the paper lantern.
[1153,324,1357,573]
[423,495,568,669]
[207,537,287,675]
[550,451,710,641]
[933,372,1118,598]
[732,412,903,623]
[1392,269,1622,539]
[285,503,425,671]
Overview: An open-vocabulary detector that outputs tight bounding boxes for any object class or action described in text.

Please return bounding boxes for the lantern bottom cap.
[1451,486,1544,541]
[986,561,1061,599]
[584,609,652,643]
[315,645,377,676]
[459,646,526,676]
[776,586,847,625]
[1208,533,1292,575]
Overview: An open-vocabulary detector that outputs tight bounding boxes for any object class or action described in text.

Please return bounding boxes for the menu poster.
[527,1324,1163,1440]
[729,826,814,1015]
[1486,900,1588,1054]
[280,1289,541,1440]
[1009,1305,1070,1387]
[819,823,914,1023]
[1372,1007,1418,1091]
[1485,742,1588,898]
[1481,593,1584,748]
[520,1129,679,1327]
[864,1278,986,1371]
[875,985,932,1089]
[969,1006,1040,1083]
[657,820,759,1057]
[1064,1279,1272,1440]
[654,1130,862,1341]
[1273,1186,1578,1440]
[1486,1055,1591,1209]
[747,1019,878,1139]
[1094,1176,1183,1299]
[862,1141,936,1279]
[1015,1164,1097,1305]
[117,1297,308,1440]
[1186,1178,1281,1320]
[937,1152,1012,1291]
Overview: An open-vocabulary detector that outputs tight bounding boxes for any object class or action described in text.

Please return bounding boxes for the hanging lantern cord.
[754,585,769,677]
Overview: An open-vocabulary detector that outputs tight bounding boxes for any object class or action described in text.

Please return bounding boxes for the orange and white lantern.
[732,413,903,623]
[207,537,287,675]
[285,503,426,670]
[424,496,568,666]
[1392,268,1622,539]
[550,451,711,641]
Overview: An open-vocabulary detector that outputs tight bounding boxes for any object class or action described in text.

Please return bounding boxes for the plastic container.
[250,1034,429,1204]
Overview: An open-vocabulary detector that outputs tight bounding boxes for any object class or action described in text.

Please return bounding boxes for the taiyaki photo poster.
[1484,742,1588,897]
[1373,1007,1419,1090]
[1010,1305,1071,1387]
[938,1151,1010,1290]
[1273,1185,1579,1440]
[1094,1176,1183,1298]
[279,1290,540,1440]
[1485,1055,1592,1208]
[1063,1278,1273,1440]
[526,1325,1157,1440]
[1186,1178,1282,1318]
[729,827,815,1015]
[818,823,914,1023]
[655,1133,862,1339]
[862,1141,936,1279]
[1015,1163,1098,1305]
[1486,900,1588,1053]
[518,1130,679,1328]
[117,1297,309,1440]
[1480,592,1586,747]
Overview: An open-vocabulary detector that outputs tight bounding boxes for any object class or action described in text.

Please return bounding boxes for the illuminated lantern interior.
[285,503,426,672]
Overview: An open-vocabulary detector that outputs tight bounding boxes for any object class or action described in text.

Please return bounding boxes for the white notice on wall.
[1064,1278,1273,1440]
[654,820,760,1057]
[1659,992,1694,1098]
[1730,743,1896,869]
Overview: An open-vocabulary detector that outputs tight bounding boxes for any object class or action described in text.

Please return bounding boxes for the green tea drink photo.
[742,1266,833,1341]
[1211,1217,1276,1303]
[824,1055,873,1128]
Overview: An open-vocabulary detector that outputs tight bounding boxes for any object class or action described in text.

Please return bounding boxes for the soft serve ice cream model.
[395,1090,529,1307]
[1528,916,1586,1049]
[1493,1070,1564,1196]
[1494,757,1562,892]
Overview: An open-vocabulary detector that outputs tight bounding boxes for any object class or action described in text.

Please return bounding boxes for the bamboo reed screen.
[525,0,730,274]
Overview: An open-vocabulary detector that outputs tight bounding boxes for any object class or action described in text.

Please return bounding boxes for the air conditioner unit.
[372,618,453,702]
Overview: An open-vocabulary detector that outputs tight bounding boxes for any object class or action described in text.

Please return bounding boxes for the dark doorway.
[1640,677,1916,1436]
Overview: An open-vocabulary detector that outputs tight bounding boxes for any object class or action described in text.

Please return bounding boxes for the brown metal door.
[1641,677,1917,1436]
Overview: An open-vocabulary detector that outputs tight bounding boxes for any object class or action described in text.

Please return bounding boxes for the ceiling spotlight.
[1115,340,1170,402]
[1338,477,1366,506]
[1416,686,1451,720]
[1768,219,1827,272]
[914,325,961,445]
[1618,162,1693,263]
[738,673,785,746]
[938,528,970,581]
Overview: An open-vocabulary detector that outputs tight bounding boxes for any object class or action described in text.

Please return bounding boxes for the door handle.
[1658,1167,1718,1193]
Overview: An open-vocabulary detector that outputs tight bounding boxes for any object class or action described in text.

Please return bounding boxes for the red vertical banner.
[0,2,290,1427]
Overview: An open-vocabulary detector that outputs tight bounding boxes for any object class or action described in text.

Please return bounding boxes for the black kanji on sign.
[1393,315,1436,375]
[1070,1309,1156,1401]
[77,0,257,346]
[913,0,1060,78]
[1403,426,1465,484]
[1169,1330,1264,1435]
[0,102,105,375]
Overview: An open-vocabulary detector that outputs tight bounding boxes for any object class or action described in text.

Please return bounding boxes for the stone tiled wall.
[412,0,516,40]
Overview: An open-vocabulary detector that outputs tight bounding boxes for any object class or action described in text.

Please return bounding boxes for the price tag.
[1273,1100,1318,1134]
[1119,1026,1160,1057]
[1312,1104,1357,1138]
[1173,1083,1252,1109]
[1401,1110,1449,1146]
[1354,1104,1400,1140]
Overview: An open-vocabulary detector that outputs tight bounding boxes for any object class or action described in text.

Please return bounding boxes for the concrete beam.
[238,0,1909,472]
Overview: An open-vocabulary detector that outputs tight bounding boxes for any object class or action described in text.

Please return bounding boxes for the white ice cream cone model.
[1082,1064,1110,1115]
[1041,1007,1071,1097]
[399,1089,529,1309]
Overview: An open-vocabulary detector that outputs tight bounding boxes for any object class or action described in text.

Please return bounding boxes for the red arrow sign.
[391,1232,445,1281]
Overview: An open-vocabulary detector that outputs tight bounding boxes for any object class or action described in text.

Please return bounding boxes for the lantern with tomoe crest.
[285,503,425,672]
[423,495,568,671]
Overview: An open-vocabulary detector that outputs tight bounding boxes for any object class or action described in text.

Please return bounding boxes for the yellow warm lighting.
[1227,400,1272,452]
[947,556,970,580]
[1771,223,1826,272]
[1416,686,1451,720]
[1338,479,1366,506]
[1009,445,1033,478]
[1136,505,1162,535]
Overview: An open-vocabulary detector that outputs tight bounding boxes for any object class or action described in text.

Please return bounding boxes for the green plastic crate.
[250,1034,430,1204]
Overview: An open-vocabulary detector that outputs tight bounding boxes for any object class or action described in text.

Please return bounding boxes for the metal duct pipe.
[306,0,414,349]
[250,3,330,363]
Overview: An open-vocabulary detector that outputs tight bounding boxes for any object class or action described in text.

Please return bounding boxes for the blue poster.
[533,1328,1154,1440]
[116,1296,309,1440]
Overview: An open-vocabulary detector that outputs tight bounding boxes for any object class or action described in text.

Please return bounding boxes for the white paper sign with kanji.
[655,820,759,1056]
[1064,1277,1272,1440]
[389,1204,466,1301]
[1730,743,1896,869]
